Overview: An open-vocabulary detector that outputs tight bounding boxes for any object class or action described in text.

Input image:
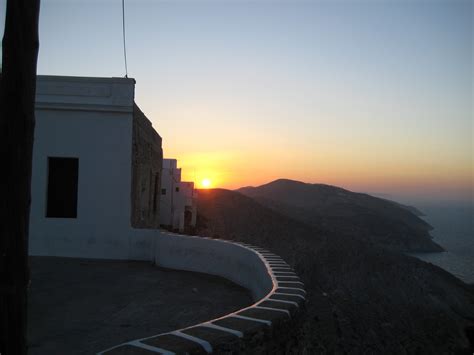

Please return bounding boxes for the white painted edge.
[231,314,272,326]
[172,331,212,353]
[129,341,176,355]
[276,286,306,294]
[278,281,304,285]
[202,323,243,338]
[268,263,290,267]
[273,292,306,300]
[255,306,291,317]
[97,340,175,355]
[275,275,300,279]
[267,298,299,307]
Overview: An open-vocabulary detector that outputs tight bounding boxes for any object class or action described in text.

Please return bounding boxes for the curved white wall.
[100,233,306,354]
[154,232,273,300]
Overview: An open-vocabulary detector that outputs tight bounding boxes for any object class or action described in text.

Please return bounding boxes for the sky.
[3,0,472,203]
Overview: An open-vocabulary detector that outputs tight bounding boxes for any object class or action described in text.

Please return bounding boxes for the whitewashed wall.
[29,76,150,259]
[154,232,274,300]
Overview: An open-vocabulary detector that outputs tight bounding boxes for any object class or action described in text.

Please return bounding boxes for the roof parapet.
[35,75,135,113]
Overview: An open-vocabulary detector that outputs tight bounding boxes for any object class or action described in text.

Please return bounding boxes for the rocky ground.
[196,188,474,354]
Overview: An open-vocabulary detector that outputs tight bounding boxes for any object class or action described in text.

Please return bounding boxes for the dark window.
[153,174,159,212]
[175,187,180,192]
[161,188,166,195]
[46,157,79,218]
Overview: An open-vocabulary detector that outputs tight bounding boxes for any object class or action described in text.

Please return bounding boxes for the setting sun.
[201,178,211,189]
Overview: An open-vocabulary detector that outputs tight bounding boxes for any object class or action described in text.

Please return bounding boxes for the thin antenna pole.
[122,0,128,78]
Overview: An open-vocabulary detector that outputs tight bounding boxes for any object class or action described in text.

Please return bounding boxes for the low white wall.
[153,232,274,301]
[100,233,306,354]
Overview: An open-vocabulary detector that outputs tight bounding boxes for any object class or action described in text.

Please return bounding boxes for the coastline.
[409,203,474,284]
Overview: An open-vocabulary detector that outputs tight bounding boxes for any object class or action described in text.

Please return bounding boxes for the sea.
[410,202,474,284]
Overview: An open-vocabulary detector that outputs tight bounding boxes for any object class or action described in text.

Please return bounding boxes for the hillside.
[237,179,442,252]
[196,188,474,354]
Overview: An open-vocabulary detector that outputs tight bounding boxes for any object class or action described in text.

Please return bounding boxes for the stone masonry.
[131,104,163,229]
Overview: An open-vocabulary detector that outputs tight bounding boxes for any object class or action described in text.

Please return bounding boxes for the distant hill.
[195,188,322,256]
[370,193,425,216]
[383,199,426,217]
[196,188,474,354]
[237,179,442,252]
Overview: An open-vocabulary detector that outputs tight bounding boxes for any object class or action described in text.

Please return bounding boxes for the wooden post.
[0,0,40,354]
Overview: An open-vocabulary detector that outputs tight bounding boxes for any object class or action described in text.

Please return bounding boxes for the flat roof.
[37,75,136,85]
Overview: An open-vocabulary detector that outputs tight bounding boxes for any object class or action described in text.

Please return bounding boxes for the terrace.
[28,256,252,354]
[28,233,306,354]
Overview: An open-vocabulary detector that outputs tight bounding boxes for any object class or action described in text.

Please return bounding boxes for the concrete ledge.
[99,233,306,354]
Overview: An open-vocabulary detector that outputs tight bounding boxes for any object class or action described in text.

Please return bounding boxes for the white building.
[159,159,182,229]
[159,159,197,232]
[181,181,198,229]
[29,75,163,259]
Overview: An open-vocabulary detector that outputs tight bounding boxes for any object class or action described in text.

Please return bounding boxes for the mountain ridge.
[236,179,441,252]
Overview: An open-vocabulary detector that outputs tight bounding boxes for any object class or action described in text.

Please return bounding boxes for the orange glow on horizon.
[164,143,472,202]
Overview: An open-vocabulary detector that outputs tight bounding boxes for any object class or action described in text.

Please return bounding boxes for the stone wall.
[130,104,163,229]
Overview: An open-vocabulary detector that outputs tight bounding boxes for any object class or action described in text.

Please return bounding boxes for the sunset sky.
[9,0,473,202]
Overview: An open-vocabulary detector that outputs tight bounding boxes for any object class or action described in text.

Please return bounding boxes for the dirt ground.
[28,256,252,354]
